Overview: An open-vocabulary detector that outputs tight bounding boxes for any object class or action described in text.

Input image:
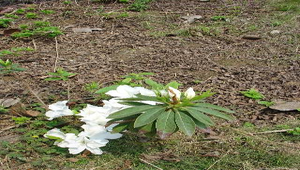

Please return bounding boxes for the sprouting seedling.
[0,18,14,28]
[240,88,264,100]
[95,72,155,95]
[45,68,76,81]
[0,59,26,74]
[84,82,100,93]
[45,68,76,99]
[0,47,34,57]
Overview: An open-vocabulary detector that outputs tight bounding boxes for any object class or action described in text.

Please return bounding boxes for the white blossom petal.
[184,87,196,99]
[168,87,181,102]
[44,128,66,139]
[45,101,73,120]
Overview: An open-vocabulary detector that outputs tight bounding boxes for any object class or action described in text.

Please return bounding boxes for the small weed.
[4,14,19,19]
[0,47,33,57]
[84,82,100,93]
[271,21,282,27]
[240,88,264,100]
[63,0,72,5]
[19,24,29,29]
[258,100,275,107]
[0,106,9,113]
[12,117,31,125]
[15,9,26,14]
[128,0,152,12]
[25,12,38,19]
[45,68,76,81]
[0,18,13,28]
[287,127,300,136]
[33,21,50,28]
[40,10,55,15]
[12,21,63,39]
[211,16,227,21]
[243,122,255,128]
[193,80,202,84]
[0,59,26,74]
[117,12,129,18]
[95,72,154,94]
[119,0,129,3]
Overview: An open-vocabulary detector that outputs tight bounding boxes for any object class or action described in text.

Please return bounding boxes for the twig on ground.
[139,158,163,170]
[254,129,294,135]
[207,149,231,170]
[13,74,47,109]
[54,37,59,72]
[232,128,300,150]
[32,39,37,50]
[0,125,18,134]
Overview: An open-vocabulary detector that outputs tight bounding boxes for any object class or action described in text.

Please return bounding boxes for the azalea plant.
[107,85,234,139]
[44,81,234,155]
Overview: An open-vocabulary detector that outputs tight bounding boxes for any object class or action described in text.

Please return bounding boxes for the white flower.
[82,124,122,142]
[78,104,111,125]
[168,87,181,102]
[44,128,66,143]
[56,133,78,148]
[184,87,196,99]
[66,132,108,155]
[106,85,140,98]
[134,87,156,96]
[102,98,130,113]
[45,101,73,120]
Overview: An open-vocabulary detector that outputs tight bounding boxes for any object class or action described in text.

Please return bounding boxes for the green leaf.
[134,107,165,128]
[139,121,155,134]
[194,103,235,113]
[191,107,233,121]
[257,101,274,107]
[121,94,162,103]
[112,123,130,133]
[156,110,176,139]
[121,78,132,84]
[95,84,119,94]
[175,109,195,136]
[144,79,164,90]
[191,90,216,101]
[184,107,215,126]
[165,81,181,89]
[240,89,264,100]
[107,105,157,119]
[119,101,150,106]
[193,118,208,129]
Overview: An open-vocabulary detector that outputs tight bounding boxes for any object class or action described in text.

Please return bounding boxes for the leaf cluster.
[12,21,63,39]
[95,72,155,94]
[240,88,264,100]
[45,68,76,81]
[287,127,300,136]
[0,47,34,57]
[0,18,14,28]
[0,59,26,74]
[108,91,234,139]
[128,0,152,12]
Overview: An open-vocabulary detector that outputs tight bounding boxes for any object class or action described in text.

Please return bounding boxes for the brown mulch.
[0,0,299,128]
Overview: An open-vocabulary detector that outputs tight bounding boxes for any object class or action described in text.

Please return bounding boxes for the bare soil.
[0,0,299,168]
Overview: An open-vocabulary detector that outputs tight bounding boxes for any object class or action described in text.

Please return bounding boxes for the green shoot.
[240,88,265,100]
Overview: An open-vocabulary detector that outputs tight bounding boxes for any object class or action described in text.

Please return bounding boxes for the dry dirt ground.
[0,0,300,169]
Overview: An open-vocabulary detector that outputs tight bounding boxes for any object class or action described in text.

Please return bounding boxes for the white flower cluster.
[44,85,156,155]
[44,85,196,155]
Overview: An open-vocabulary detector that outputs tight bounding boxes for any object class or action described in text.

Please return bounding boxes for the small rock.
[242,35,262,40]
[270,30,280,35]
[181,15,203,24]
[270,101,300,111]
[72,27,103,33]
